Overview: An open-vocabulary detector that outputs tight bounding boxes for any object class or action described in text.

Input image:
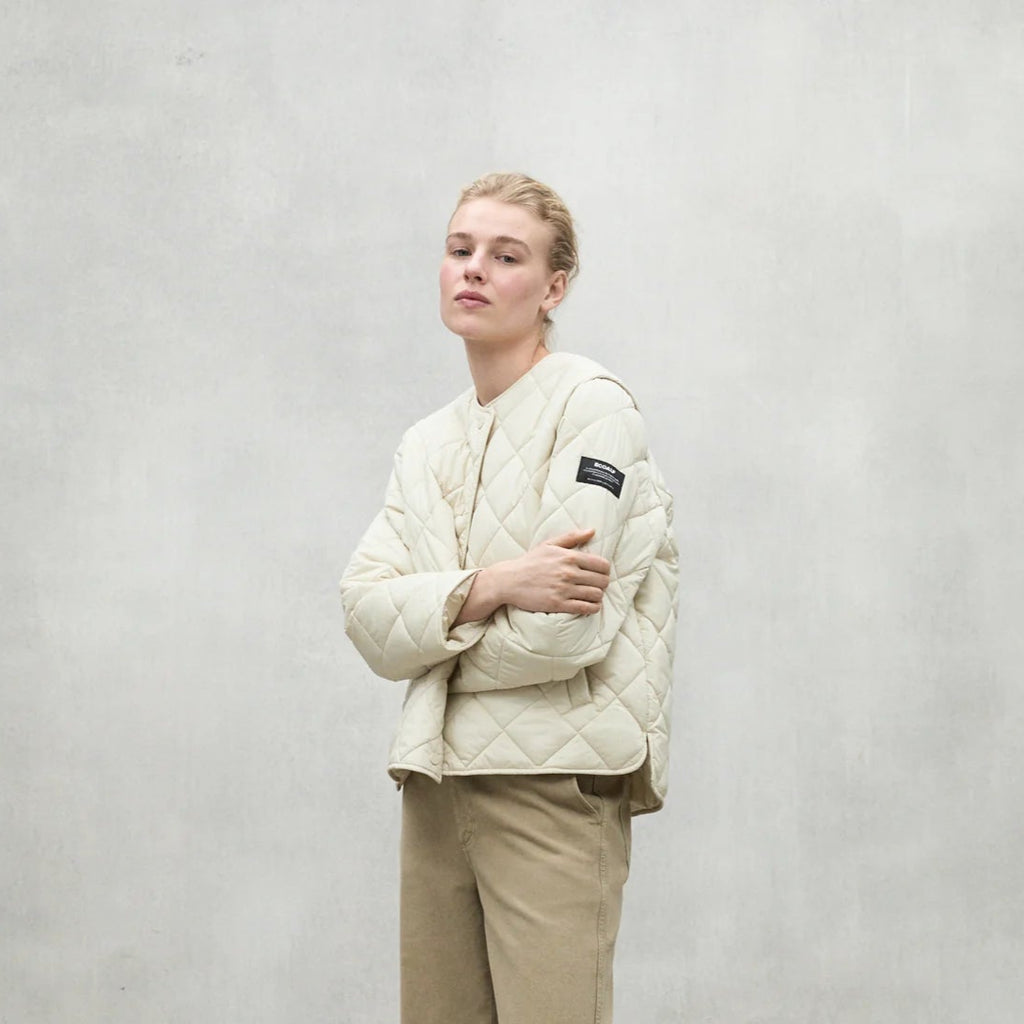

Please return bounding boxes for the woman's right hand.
[498,528,611,615]
[452,528,611,626]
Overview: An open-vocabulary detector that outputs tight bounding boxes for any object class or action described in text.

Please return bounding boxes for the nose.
[463,251,486,283]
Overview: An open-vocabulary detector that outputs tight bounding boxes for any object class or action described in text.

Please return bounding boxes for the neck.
[464,336,550,405]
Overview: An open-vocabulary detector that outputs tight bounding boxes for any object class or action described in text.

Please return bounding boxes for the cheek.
[504,273,546,309]
[439,263,463,296]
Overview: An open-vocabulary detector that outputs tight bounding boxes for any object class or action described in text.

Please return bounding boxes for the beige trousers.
[400,771,632,1024]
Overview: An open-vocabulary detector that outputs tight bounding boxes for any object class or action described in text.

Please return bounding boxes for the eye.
[497,254,518,265]
[450,247,470,257]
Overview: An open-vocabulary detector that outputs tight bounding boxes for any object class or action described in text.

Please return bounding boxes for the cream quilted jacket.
[340,352,678,814]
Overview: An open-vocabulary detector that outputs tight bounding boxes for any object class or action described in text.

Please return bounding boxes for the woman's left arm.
[451,377,669,692]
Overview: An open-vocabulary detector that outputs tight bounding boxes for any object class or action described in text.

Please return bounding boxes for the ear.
[540,270,568,313]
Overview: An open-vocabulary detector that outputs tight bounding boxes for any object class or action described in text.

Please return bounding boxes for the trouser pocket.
[571,775,633,869]
[571,773,603,819]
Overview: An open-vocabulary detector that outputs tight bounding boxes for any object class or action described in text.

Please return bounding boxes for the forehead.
[448,197,552,247]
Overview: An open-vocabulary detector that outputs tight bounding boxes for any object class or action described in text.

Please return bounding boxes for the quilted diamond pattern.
[340,353,678,814]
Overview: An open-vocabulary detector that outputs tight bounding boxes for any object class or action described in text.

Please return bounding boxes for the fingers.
[553,584,606,614]
[545,529,611,575]
[566,567,610,591]
[550,596,603,616]
[548,527,596,549]
[565,600,603,616]
[515,529,610,615]
[573,553,611,577]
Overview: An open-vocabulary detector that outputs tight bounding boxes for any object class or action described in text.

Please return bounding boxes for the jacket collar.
[471,351,572,419]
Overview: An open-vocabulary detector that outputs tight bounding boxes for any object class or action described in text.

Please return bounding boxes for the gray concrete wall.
[3,1,1022,1021]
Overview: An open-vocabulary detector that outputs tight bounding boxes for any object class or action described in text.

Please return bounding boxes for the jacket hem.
[388,763,442,788]
[437,743,650,788]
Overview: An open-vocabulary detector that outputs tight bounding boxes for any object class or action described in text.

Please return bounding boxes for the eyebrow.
[446,231,533,254]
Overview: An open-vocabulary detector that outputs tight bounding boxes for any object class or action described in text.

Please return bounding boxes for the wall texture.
[2,2,1022,1021]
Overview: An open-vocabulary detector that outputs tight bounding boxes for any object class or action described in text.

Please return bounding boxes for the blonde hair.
[454,172,579,334]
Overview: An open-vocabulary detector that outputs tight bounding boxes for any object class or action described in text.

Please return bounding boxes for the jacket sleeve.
[340,440,489,682]
[450,377,668,692]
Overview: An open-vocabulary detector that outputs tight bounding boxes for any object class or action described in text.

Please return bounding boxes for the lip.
[455,290,490,308]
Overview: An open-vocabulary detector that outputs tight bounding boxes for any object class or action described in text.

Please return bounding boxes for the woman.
[341,172,678,1024]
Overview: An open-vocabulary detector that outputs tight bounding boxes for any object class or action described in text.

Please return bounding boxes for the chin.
[443,311,493,343]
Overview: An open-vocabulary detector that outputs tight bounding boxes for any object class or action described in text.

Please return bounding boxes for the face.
[440,198,566,347]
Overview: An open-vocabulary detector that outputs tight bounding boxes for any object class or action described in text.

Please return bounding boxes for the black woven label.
[576,456,624,499]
